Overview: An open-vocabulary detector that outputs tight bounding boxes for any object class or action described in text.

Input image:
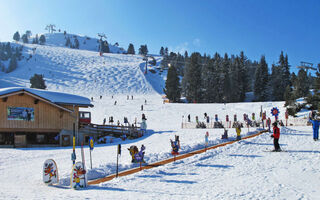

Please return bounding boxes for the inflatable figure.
[171,135,180,155]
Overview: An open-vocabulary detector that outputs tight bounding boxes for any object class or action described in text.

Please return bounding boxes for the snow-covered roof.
[0,87,93,107]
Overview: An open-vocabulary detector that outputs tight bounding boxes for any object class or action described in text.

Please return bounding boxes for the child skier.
[271,122,281,151]
[309,117,320,141]
[205,132,209,148]
[266,117,271,132]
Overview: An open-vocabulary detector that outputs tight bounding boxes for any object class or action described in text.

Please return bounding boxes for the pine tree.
[238,51,248,101]
[65,37,71,47]
[284,85,294,106]
[74,37,79,49]
[26,30,32,39]
[164,65,181,102]
[6,55,17,73]
[21,34,28,43]
[222,53,231,102]
[165,47,169,56]
[294,69,309,98]
[39,35,46,45]
[159,47,164,56]
[184,51,188,58]
[30,74,47,89]
[254,55,269,101]
[100,40,110,53]
[139,45,148,55]
[272,51,290,100]
[183,52,202,103]
[127,43,135,54]
[5,43,12,60]
[13,31,20,42]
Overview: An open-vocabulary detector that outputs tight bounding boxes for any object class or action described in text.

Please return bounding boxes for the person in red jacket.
[271,122,281,151]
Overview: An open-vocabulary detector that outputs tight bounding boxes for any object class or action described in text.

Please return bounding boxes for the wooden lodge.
[0,87,93,147]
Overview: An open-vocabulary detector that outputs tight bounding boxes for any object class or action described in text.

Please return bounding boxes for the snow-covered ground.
[1,96,318,199]
[0,37,318,199]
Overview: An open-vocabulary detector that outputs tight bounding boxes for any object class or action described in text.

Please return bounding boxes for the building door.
[14,134,27,148]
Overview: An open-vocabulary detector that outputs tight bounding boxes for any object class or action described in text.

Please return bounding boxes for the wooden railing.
[79,123,144,138]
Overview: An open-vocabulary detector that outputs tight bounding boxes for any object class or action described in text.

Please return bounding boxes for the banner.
[7,107,34,121]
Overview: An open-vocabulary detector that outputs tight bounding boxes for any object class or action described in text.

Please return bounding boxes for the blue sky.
[0,0,319,73]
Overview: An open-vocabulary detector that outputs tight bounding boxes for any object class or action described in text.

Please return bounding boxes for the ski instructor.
[271,122,281,151]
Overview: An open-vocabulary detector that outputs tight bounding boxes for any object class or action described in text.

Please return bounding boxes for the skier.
[206,115,210,123]
[266,117,271,132]
[145,99,147,105]
[141,105,143,111]
[309,117,320,141]
[109,116,114,124]
[141,114,147,131]
[195,116,199,124]
[103,118,106,125]
[215,114,218,122]
[114,101,117,105]
[205,131,209,148]
[187,114,191,122]
[271,122,281,151]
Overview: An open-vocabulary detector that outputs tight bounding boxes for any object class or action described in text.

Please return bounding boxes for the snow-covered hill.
[36,33,126,54]
[0,40,166,96]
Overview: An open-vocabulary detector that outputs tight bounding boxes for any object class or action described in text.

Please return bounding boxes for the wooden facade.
[0,88,93,147]
[0,93,79,132]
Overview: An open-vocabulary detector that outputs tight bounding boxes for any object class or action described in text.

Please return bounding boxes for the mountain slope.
[0,42,165,97]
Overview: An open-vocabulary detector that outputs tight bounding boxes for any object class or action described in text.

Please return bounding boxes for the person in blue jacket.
[309,117,320,141]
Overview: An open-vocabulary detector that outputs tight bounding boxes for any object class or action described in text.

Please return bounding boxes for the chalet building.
[0,87,93,147]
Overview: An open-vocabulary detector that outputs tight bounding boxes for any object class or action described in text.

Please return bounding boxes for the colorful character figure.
[128,145,145,163]
[135,145,146,163]
[171,135,180,155]
[309,117,320,141]
[128,145,139,162]
[43,159,59,185]
[72,162,87,189]
[236,124,241,140]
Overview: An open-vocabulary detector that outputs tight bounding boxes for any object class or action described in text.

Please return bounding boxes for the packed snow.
[0,36,319,199]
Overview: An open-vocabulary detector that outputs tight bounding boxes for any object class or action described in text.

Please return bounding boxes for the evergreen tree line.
[65,36,80,49]
[13,31,46,45]
[0,42,22,73]
[164,49,314,104]
[181,52,249,103]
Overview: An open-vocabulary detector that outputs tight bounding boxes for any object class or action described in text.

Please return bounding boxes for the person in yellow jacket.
[236,124,241,140]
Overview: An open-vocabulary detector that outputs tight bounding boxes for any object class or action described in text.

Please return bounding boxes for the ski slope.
[0,34,166,96]
[0,34,319,199]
